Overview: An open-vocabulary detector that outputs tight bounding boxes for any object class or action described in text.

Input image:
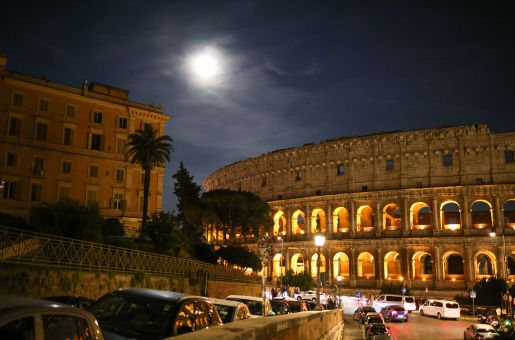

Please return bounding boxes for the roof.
[473,324,496,330]
[226,295,263,302]
[209,298,242,308]
[111,288,206,303]
[0,294,80,317]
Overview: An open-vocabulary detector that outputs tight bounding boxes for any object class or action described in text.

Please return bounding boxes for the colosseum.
[204,124,515,296]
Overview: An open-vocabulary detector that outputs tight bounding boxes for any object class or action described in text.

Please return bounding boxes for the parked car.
[270,299,290,315]
[353,306,377,324]
[373,294,415,312]
[89,288,222,338]
[209,298,252,323]
[283,299,308,313]
[0,294,103,340]
[366,323,391,339]
[379,305,408,322]
[363,312,386,337]
[296,290,327,303]
[226,294,274,316]
[419,299,460,320]
[463,324,498,339]
[44,295,95,309]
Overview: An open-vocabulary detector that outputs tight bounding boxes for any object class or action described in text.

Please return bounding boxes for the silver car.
[209,298,252,323]
[464,324,498,339]
[0,294,103,340]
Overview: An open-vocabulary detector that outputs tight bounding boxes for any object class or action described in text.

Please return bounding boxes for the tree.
[126,124,173,228]
[283,270,312,291]
[29,199,103,241]
[473,277,507,306]
[217,245,262,273]
[142,211,190,256]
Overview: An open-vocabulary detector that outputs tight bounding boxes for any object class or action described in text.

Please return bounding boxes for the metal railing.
[0,226,259,283]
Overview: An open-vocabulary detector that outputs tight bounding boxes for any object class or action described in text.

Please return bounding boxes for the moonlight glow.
[187,47,224,86]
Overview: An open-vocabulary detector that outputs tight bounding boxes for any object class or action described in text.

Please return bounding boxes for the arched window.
[471,201,492,229]
[333,252,350,279]
[384,251,402,279]
[292,210,306,235]
[311,253,326,278]
[333,207,349,233]
[447,254,464,275]
[291,254,304,274]
[311,209,326,233]
[410,202,431,230]
[357,205,374,232]
[503,200,515,229]
[357,252,375,278]
[273,211,286,236]
[383,203,401,230]
[441,201,461,230]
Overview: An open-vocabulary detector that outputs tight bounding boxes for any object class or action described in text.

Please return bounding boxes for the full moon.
[191,54,219,78]
[187,47,224,85]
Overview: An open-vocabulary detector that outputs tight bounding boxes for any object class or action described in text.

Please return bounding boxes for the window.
[8,117,21,136]
[34,157,45,175]
[93,111,103,124]
[65,104,76,118]
[90,134,102,150]
[116,138,126,154]
[58,186,71,201]
[174,302,196,335]
[86,189,98,205]
[36,122,48,141]
[61,161,72,174]
[386,159,394,171]
[42,314,92,340]
[30,183,43,201]
[6,153,17,167]
[11,92,24,106]
[119,117,128,129]
[115,169,125,183]
[2,181,17,199]
[89,165,99,178]
[336,164,345,176]
[39,98,50,112]
[63,128,74,145]
[0,316,34,339]
[295,170,302,181]
[113,193,124,210]
[442,154,453,167]
[506,150,514,163]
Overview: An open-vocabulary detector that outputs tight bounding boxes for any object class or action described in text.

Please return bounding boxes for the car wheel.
[419,310,424,316]
[437,312,442,320]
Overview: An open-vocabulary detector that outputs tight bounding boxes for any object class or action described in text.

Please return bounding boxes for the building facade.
[0,55,170,235]
[204,124,515,294]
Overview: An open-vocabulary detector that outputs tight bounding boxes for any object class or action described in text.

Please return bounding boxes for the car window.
[423,301,429,306]
[435,302,443,307]
[193,302,210,330]
[205,302,222,326]
[237,305,250,320]
[175,302,196,335]
[42,314,93,340]
[0,316,34,340]
[216,305,235,323]
[404,297,414,303]
[446,303,459,309]
[386,296,402,302]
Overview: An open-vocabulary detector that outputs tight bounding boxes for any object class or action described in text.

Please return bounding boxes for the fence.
[0,226,259,283]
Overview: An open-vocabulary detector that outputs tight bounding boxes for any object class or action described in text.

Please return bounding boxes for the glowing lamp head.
[489,232,496,237]
[314,234,325,247]
[337,275,343,282]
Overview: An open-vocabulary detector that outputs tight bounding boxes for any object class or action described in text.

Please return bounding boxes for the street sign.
[470,290,477,298]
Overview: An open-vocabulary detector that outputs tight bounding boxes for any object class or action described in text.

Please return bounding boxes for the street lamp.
[336,275,343,308]
[314,233,326,308]
[490,229,510,318]
[277,236,284,288]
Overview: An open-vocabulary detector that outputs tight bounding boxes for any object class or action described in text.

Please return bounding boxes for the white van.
[419,299,460,320]
[372,294,416,312]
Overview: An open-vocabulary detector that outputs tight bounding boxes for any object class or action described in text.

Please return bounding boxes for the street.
[343,301,473,339]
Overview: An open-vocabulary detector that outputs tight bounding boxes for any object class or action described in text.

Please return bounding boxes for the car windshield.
[386,296,403,302]
[230,299,262,316]
[363,307,376,313]
[89,295,176,338]
[446,303,459,308]
[368,317,383,324]
[477,328,496,333]
[215,305,235,323]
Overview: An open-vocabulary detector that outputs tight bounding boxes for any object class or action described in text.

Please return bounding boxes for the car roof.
[110,288,208,303]
[367,312,382,317]
[209,298,243,308]
[226,295,263,302]
[474,324,495,330]
[0,294,84,316]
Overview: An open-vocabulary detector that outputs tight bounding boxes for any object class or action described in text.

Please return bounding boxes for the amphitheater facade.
[204,124,515,295]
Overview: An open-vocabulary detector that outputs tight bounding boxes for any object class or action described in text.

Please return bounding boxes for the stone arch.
[292,210,306,235]
[384,251,402,279]
[471,200,493,229]
[311,208,326,233]
[333,252,350,279]
[474,250,497,277]
[440,201,461,230]
[273,253,285,278]
[508,252,515,279]
[357,205,374,232]
[333,207,349,233]
[357,252,375,278]
[410,202,431,230]
[412,251,433,280]
[291,253,305,274]
[310,253,326,278]
[383,203,401,230]
[442,251,465,280]
[503,199,515,229]
[273,210,287,236]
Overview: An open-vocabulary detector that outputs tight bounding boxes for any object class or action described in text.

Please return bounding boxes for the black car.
[353,306,377,324]
[270,299,289,315]
[366,323,391,339]
[88,288,222,339]
[44,295,95,309]
[379,305,408,322]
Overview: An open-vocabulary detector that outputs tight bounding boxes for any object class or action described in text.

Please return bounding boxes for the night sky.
[2,1,514,211]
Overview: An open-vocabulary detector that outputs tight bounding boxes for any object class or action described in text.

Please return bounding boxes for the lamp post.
[337,275,343,309]
[277,236,284,288]
[490,229,509,318]
[314,233,326,308]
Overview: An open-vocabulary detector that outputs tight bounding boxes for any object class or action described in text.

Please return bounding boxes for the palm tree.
[126,124,173,228]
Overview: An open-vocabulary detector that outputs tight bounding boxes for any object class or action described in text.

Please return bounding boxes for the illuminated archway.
[440,201,461,230]
[333,207,349,233]
[384,251,402,279]
[411,251,433,280]
[357,205,374,232]
[443,251,464,280]
[273,253,285,278]
[291,253,305,274]
[311,253,326,278]
[474,251,496,277]
[471,200,492,229]
[410,202,431,230]
[503,200,515,229]
[357,252,375,278]
[273,211,287,236]
[292,210,306,235]
[383,203,401,230]
[333,252,350,279]
[311,208,326,234]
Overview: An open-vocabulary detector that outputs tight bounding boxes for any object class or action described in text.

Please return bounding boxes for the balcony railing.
[0,226,259,283]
